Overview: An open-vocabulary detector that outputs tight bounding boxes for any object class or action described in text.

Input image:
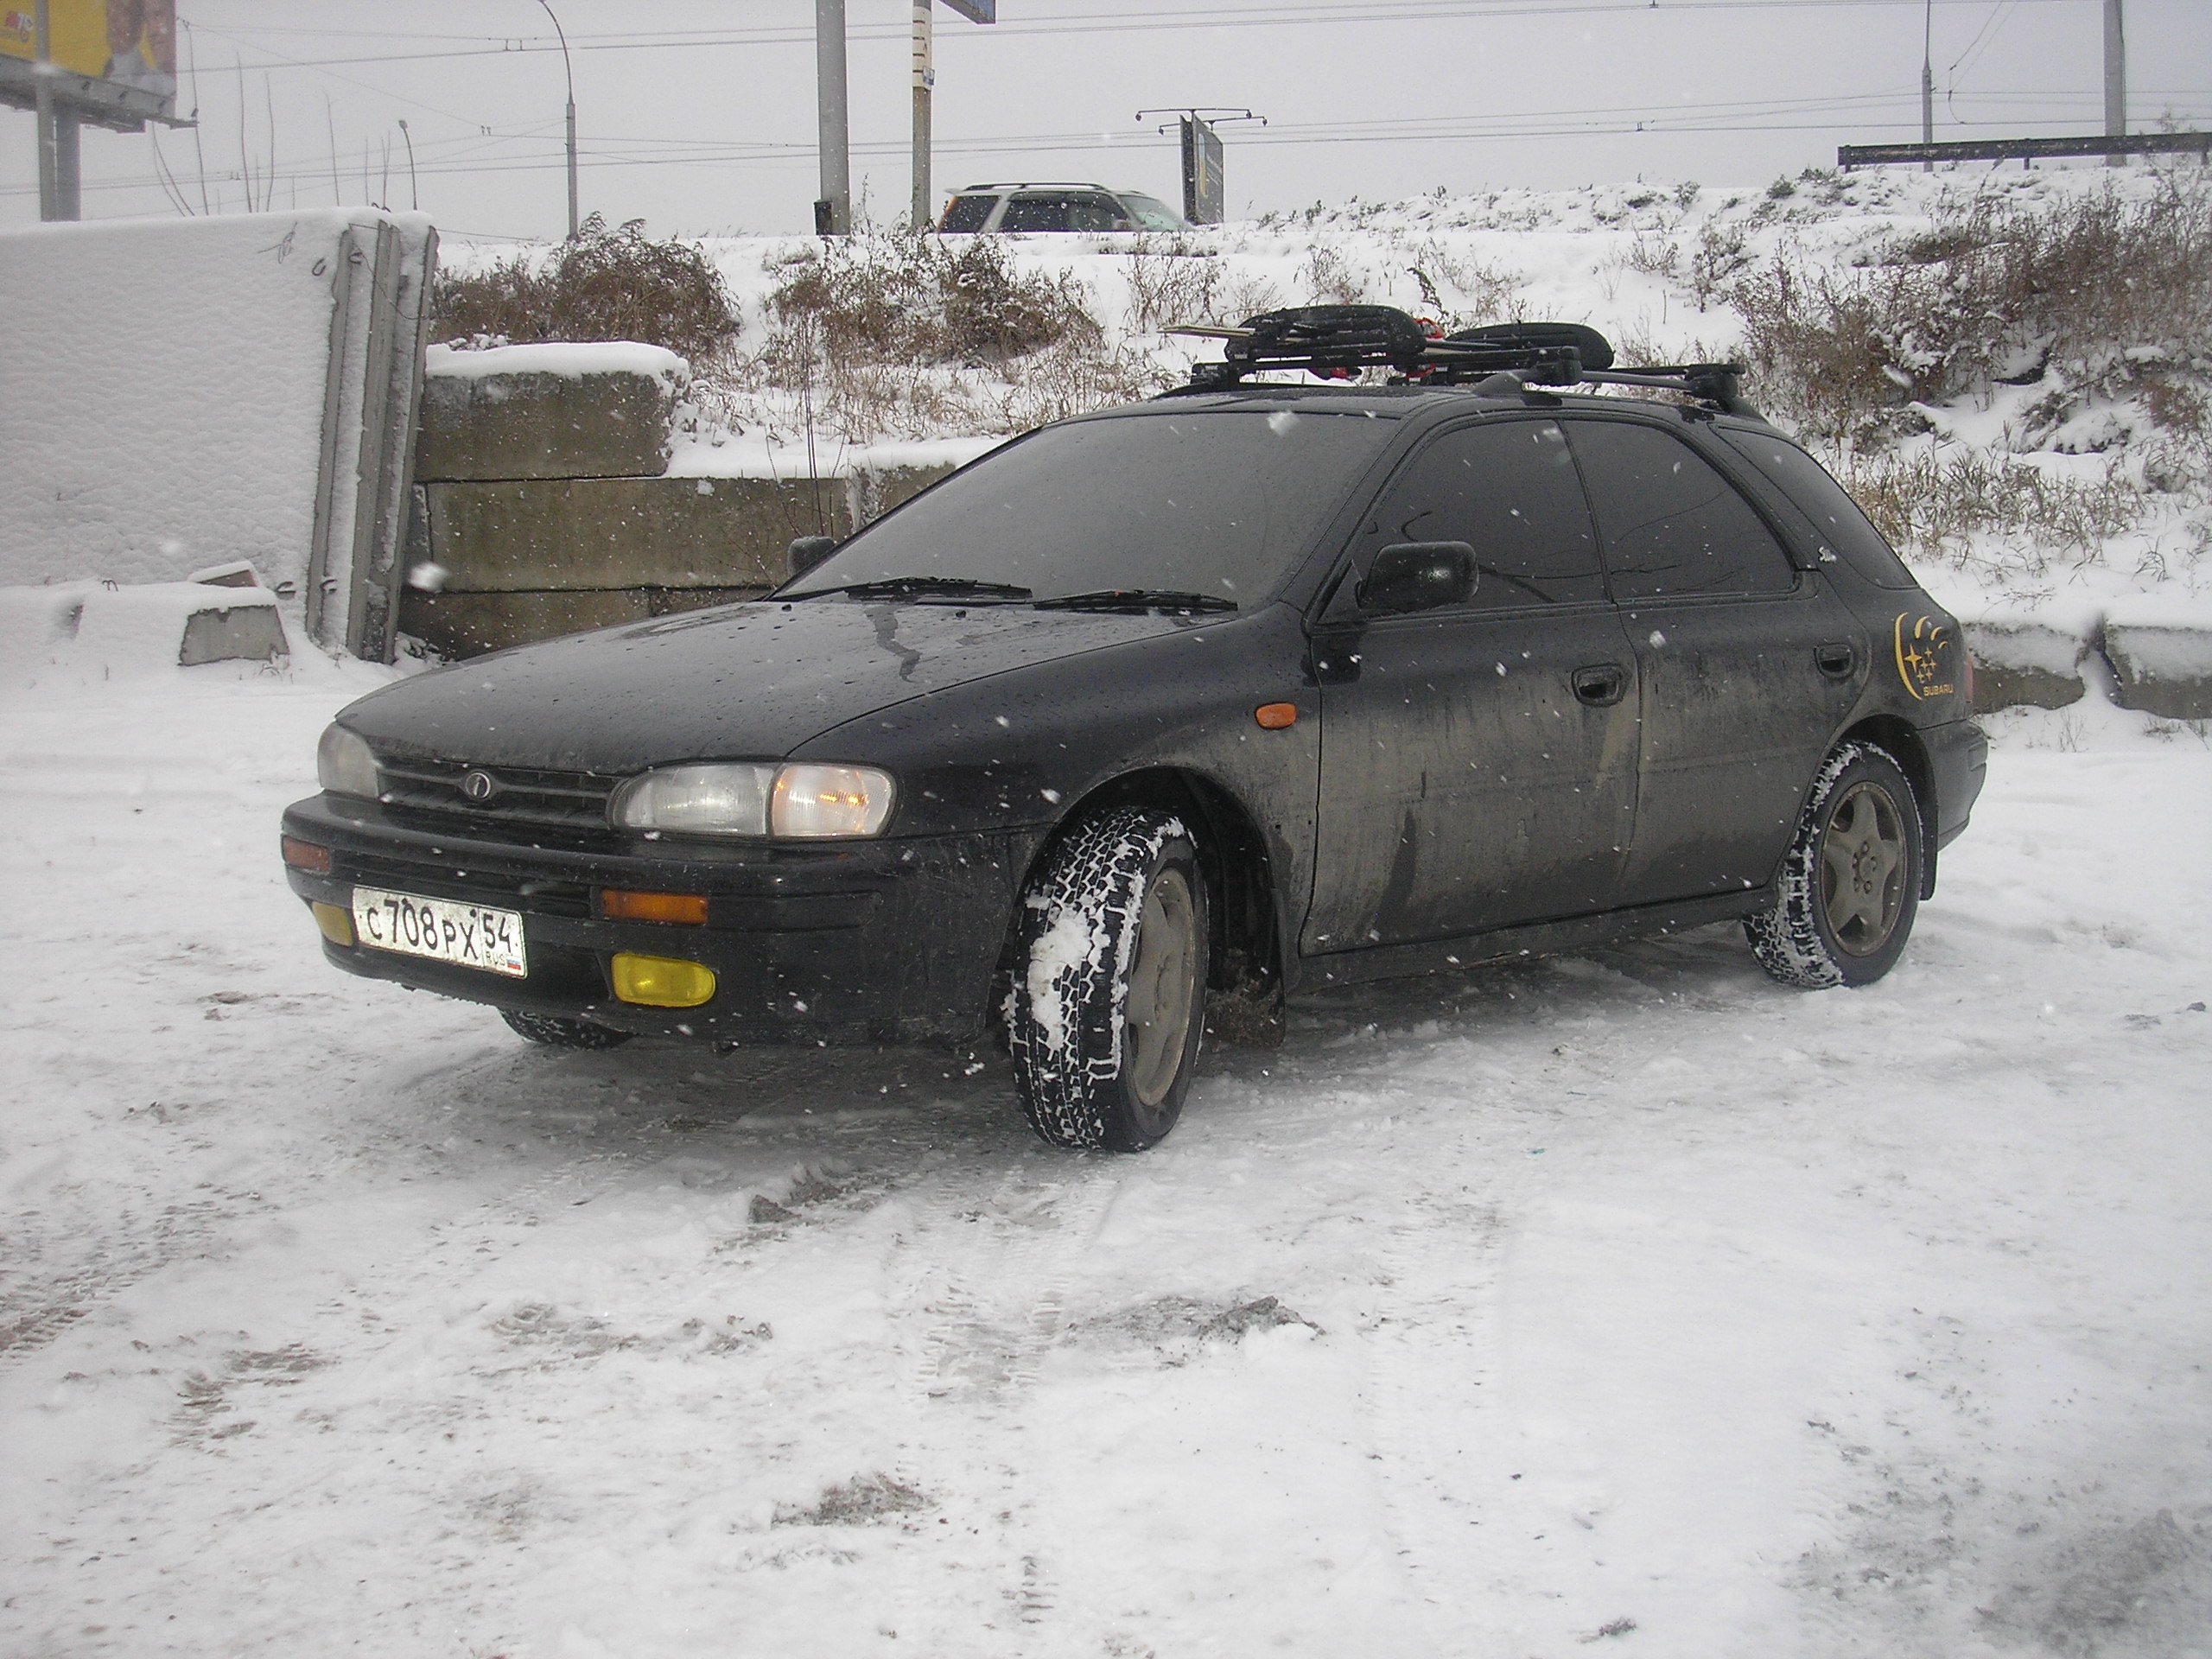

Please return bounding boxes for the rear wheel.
[499,1007,633,1050]
[1748,741,1922,988]
[1007,808,1208,1152]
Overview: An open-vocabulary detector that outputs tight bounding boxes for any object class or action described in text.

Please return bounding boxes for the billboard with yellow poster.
[0,1,177,129]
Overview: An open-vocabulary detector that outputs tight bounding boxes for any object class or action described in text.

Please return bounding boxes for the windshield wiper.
[796,576,1035,602]
[1033,589,1239,614]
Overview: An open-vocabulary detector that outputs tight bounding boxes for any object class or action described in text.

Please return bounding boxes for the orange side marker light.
[283,836,332,874]
[1255,702,1299,730]
[600,889,709,925]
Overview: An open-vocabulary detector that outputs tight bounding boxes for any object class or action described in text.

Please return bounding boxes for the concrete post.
[54,105,80,219]
[816,0,850,234]
[34,0,57,220]
[911,0,933,231]
[2104,0,2127,166]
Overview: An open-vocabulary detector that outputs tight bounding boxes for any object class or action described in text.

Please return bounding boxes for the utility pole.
[2104,0,2126,166]
[911,0,932,231]
[1920,0,1935,173]
[816,0,850,235]
[536,0,578,238]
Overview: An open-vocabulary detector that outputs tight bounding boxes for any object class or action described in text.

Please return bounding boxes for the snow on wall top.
[425,340,687,386]
[0,208,429,594]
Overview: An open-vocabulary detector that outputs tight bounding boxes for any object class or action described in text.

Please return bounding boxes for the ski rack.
[1167,305,1755,416]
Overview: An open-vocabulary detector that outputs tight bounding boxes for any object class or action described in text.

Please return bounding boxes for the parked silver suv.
[938,181,1186,233]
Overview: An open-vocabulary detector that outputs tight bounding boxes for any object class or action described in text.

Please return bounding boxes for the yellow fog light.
[611,952,716,1008]
[311,902,355,946]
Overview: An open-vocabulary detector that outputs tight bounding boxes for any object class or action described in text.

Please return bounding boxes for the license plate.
[352,886,528,978]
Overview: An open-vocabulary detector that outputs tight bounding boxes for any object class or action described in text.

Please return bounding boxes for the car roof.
[952,181,1126,194]
[1123,381,1769,425]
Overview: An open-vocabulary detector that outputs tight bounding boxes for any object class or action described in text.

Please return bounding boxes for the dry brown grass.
[1731,172,2212,449]
[430,213,740,364]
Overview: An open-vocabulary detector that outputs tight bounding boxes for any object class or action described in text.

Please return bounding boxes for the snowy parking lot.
[3,656,2208,1659]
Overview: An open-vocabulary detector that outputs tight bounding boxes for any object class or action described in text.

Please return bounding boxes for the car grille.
[338,846,596,918]
[376,757,620,835]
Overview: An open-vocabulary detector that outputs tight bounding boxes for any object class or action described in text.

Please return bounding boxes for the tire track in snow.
[876,1156,1125,1650]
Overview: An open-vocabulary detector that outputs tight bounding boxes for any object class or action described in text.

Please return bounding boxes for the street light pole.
[397,119,418,211]
[536,0,579,238]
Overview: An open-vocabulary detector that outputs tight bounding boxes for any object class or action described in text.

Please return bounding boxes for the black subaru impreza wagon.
[283,308,1985,1152]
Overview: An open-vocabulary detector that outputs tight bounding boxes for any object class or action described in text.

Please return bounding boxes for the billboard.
[0,0,178,130]
[1182,116,1225,226]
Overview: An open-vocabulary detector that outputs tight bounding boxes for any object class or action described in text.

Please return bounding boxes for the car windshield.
[1118,193,1185,231]
[784,409,1400,606]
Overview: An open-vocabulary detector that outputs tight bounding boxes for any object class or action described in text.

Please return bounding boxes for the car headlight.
[771,764,896,837]
[609,763,895,839]
[316,724,380,799]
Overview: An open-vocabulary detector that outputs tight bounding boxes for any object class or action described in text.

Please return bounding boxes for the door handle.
[1572,664,1629,707]
[1816,642,1857,677]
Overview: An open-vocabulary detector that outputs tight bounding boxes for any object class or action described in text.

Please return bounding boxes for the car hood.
[338,599,1204,772]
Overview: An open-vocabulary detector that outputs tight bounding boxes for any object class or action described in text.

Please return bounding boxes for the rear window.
[785,409,1400,606]
[1715,428,1916,588]
[940,194,996,232]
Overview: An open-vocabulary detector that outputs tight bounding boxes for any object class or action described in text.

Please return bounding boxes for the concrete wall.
[400,344,953,658]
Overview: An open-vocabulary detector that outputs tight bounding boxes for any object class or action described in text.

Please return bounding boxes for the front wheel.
[1007,808,1209,1152]
[1748,741,1923,988]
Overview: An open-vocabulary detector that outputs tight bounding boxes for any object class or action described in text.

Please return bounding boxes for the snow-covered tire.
[1007,808,1208,1153]
[499,1007,632,1050]
[1747,741,1923,988]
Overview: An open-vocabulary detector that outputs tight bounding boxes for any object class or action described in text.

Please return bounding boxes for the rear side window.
[940,194,996,232]
[1715,428,1917,588]
[1358,419,1605,610]
[1567,419,1796,600]
[1000,194,1071,232]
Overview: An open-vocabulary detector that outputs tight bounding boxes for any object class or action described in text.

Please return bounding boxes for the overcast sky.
[3,0,2208,241]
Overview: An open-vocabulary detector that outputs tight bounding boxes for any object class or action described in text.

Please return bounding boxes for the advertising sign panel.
[0,0,178,129]
[1182,116,1225,226]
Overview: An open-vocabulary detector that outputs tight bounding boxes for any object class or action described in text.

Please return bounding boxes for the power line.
[175,0,2097,77]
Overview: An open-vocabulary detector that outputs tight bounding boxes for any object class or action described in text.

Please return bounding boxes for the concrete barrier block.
[397,585,765,658]
[1963,617,2087,710]
[399,589,651,658]
[416,343,684,481]
[2103,608,2212,721]
[423,475,837,593]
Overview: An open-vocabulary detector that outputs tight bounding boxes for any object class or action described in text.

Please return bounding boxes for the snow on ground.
[3,652,2208,1658]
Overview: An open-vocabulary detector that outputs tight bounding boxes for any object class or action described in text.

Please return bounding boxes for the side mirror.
[787,536,838,580]
[1358,542,1477,615]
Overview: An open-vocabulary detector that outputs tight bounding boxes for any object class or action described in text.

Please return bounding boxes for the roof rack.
[1165,305,1756,416]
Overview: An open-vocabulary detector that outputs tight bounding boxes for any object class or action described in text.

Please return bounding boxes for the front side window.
[1068,194,1127,232]
[1117,193,1185,231]
[1000,194,1072,232]
[939,194,997,232]
[1567,419,1796,601]
[785,409,1400,606]
[1355,419,1605,612]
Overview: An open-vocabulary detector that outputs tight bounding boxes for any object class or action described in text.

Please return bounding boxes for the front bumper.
[280,794,1038,1043]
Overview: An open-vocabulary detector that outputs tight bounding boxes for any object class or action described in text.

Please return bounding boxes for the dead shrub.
[1732,175,2212,449]
[430,213,739,364]
[765,234,1098,370]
